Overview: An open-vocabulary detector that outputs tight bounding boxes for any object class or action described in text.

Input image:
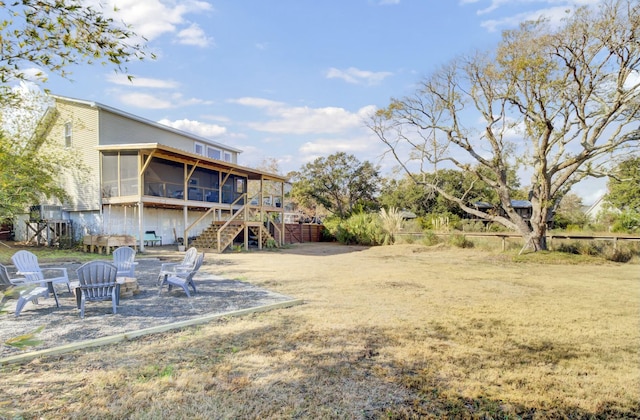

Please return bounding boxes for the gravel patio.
[0,247,297,360]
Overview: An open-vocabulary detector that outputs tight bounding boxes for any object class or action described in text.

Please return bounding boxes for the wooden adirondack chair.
[11,250,71,293]
[75,261,119,318]
[0,263,50,316]
[158,252,204,298]
[112,246,138,278]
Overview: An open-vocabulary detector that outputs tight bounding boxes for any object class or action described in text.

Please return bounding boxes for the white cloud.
[230,97,377,135]
[480,7,575,32]
[464,1,603,32]
[326,67,393,85]
[299,137,370,155]
[106,74,180,88]
[169,92,213,106]
[104,0,213,42]
[20,67,48,82]
[379,0,400,5]
[229,97,285,108]
[177,23,214,47]
[118,91,212,109]
[254,107,364,134]
[158,118,227,138]
[201,114,231,123]
[120,92,174,109]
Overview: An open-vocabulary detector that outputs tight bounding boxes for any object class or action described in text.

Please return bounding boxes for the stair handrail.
[266,218,282,243]
[216,193,248,251]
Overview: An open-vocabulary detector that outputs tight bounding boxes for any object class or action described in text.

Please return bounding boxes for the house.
[14,95,287,252]
[584,195,618,222]
[472,200,534,221]
[470,199,557,227]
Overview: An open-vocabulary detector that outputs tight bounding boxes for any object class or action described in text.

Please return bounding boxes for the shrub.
[459,219,485,232]
[611,211,640,234]
[604,248,633,263]
[420,212,461,231]
[378,207,404,245]
[323,213,384,246]
[449,233,474,248]
[422,231,440,246]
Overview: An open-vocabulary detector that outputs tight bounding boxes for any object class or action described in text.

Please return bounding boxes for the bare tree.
[369,0,640,251]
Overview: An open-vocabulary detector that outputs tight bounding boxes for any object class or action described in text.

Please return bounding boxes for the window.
[206,147,221,160]
[236,178,245,193]
[223,151,232,162]
[64,122,72,147]
[194,143,204,156]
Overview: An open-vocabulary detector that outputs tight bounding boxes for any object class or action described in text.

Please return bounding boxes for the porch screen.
[144,157,183,198]
[101,153,118,197]
[119,153,138,196]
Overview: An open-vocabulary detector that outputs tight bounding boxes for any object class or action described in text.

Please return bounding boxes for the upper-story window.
[194,142,204,156]
[64,122,72,147]
[206,147,221,160]
[223,151,232,162]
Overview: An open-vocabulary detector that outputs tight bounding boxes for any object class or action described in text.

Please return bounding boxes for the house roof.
[97,143,287,182]
[51,94,243,154]
[473,200,533,209]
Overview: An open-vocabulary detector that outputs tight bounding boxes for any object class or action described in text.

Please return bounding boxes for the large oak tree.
[289,152,380,219]
[369,0,640,251]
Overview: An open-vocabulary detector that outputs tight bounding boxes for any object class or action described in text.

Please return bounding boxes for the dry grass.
[1,243,638,419]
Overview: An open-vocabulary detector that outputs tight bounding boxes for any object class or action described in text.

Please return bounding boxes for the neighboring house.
[471,200,535,221]
[584,195,619,222]
[15,95,286,252]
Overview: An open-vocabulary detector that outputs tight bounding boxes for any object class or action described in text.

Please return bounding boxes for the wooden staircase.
[190,221,244,252]
[248,224,277,248]
[190,212,278,253]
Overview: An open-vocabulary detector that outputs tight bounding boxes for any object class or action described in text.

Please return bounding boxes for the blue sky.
[36,0,605,203]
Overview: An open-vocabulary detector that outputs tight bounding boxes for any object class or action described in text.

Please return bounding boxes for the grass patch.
[0,243,638,418]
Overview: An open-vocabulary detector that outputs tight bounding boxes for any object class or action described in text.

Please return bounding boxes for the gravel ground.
[0,250,294,358]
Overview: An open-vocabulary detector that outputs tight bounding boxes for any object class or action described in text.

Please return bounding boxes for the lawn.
[0,243,638,418]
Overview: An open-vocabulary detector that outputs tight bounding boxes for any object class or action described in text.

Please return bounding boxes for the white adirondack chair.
[112,246,137,278]
[157,246,198,285]
[75,260,119,318]
[11,250,71,293]
[0,263,50,316]
[158,252,204,297]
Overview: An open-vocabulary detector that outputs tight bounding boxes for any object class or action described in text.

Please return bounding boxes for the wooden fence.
[397,231,640,251]
[284,223,324,244]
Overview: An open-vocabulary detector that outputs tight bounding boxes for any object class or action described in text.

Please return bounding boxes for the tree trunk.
[527,232,547,252]
[527,205,550,251]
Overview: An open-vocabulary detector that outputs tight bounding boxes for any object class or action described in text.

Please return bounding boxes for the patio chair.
[75,260,119,318]
[113,246,138,278]
[11,250,71,293]
[158,252,204,298]
[157,246,198,285]
[1,263,50,316]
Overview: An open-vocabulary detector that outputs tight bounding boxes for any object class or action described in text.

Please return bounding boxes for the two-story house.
[16,95,286,252]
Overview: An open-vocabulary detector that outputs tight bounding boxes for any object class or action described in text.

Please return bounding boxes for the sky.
[19,0,610,204]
